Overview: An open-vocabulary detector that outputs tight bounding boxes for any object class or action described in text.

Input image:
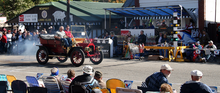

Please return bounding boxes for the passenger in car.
[54,26,72,47]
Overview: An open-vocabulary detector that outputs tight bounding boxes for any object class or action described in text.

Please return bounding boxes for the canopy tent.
[104,5,197,29]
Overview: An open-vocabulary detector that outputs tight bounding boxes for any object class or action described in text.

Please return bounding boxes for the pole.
[105,10,106,29]
[181,6,183,29]
[67,0,70,26]
[215,0,217,23]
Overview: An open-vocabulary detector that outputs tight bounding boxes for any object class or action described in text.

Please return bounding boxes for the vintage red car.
[36,26,103,67]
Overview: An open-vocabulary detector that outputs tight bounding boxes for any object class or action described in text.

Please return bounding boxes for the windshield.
[70,25,87,38]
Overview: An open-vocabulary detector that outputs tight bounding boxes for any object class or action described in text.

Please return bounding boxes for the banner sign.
[19,14,38,22]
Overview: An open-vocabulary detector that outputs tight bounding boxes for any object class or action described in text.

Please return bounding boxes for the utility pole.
[67,0,70,26]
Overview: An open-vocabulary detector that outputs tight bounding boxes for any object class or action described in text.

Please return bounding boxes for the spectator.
[131,24,138,29]
[6,30,12,54]
[54,26,72,47]
[67,69,75,81]
[145,64,173,91]
[103,32,109,39]
[110,31,118,56]
[11,33,17,54]
[26,31,32,41]
[0,32,2,54]
[125,31,134,43]
[200,30,210,46]
[193,41,203,50]
[94,71,106,89]
[119,19,125,29]
[160,83,174,93]
[1,31,7,54]
[147,23,155,29]
[155,32,163,44]
[139,23,145,29]
[180,70,212,93]
[138,30,146,44]
[69,65,100,92]
[159,34,169,58]
[201,40,217,62]
[50,67,63,90]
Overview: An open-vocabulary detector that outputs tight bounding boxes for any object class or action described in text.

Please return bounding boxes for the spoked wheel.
[90,51,103,65]
[70,49,85,67]
[57,57,68,63]
[36,48,49,65]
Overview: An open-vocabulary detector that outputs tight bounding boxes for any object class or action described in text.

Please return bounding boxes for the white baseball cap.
[161,64,173,71]
[82,65,94,74]
[191,70,203,76]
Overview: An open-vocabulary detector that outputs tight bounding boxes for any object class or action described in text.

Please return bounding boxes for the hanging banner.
[19,14,38,22]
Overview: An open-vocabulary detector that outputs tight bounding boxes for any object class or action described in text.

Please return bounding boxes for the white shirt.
[6,34,12,41]
[55,30,66,38]
[158,36,162,44]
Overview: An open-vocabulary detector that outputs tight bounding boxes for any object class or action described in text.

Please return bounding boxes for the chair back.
[101,88,110,93]
[0,81,7,93]
[60,79,71,93]
[11,80,27,93]
[27,87,47,93]
[116,87,142,93]
[106,78,125,93]
[6,75,17,90]
[26,76,39,87]
[42,76,61,93]
[35,73,43,80]
[209,86,217,93]
[0,74,9,90]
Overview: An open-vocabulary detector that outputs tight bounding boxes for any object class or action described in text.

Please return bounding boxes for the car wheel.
[36,48,49,65]
[90,51,103,65]
[70,49,85,67]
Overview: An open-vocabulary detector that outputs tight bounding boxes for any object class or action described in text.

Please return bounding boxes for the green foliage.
[0,0,125,20]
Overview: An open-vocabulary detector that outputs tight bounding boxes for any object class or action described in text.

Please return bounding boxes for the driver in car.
[54,26,72,47]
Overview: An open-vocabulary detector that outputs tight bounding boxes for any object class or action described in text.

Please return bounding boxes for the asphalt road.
[0,55,220,93]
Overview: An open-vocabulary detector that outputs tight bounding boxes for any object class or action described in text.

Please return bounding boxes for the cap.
[161,64,173,71]
[196,41,200,44]
[208,40,213,44]
[95,71,102,78]
[51,67,59,76]
[82,65,94,74]
[8,30,11,32]
[191,70,203,76]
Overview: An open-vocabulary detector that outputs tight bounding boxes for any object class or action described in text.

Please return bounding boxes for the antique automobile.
[36,25,103,67]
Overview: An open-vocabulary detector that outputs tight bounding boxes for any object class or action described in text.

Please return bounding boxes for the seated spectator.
[69,65,100,92]
[50,67,63,90]
[201,40,217,62]
[160,83,176,93]
[145,64,173,91]
[94,71,106,89]
[147,23,155,29]
[193,41,203,50]
[180,70,212,93]
[66,69,75,81]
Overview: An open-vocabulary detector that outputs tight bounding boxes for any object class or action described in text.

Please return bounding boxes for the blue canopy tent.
[104,5,197,29]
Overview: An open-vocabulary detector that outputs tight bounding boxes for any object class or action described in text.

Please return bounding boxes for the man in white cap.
[69,65,100,92]
[201,40,217,62]
[180,70,212,93]
[144,64,173,91]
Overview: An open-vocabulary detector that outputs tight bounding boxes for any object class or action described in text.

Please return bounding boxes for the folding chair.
[6,75,17,90]
[60,79,71,93]
[116,87,142,93]
[26,76,39,87]
[27,87,47,93]
[42,76,61,93]
[11,80,27,93]
[35,73,43,80]
[101,88,110,93]
[0,74,9,90]
[106,78,125,93]
[0,81,7,93]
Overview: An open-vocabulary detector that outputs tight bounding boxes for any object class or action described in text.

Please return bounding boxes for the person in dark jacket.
[200,30,210,46]
[180,70,212,93]
[145,64,173,91]
[155,33,163,44]
[138,30,146,44]
[69,65,100,92]
[110,31,118,56]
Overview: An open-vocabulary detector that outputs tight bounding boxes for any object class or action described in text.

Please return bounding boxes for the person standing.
[145,64,173,91]
[200,30,210,46]
[6,30,12,54]
[155,33,163,44]
[110,31,118,56]
[180,70,212,93]
[1,31,7,54]
[138,30,146,45]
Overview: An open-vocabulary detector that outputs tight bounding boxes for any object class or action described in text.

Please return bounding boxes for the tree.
[0,0,34,20]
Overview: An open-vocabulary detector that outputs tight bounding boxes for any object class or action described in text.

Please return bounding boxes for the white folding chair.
[42,76,61,93]
[60,78,71,93]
